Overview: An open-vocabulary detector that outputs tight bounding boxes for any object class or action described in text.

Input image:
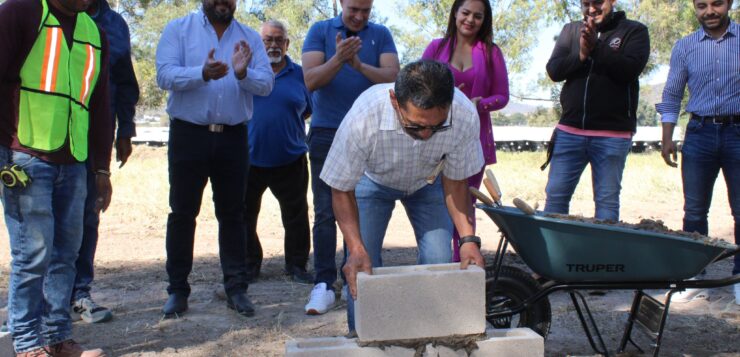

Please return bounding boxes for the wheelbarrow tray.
[480,205,737,282]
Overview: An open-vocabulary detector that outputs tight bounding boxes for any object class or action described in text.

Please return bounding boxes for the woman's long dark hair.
[436,0,496,72]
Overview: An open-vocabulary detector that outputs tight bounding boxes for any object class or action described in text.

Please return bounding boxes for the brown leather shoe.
[46,340,106,357]
[15,348,52,357]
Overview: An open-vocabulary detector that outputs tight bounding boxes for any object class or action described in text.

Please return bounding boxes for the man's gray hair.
[394,60,454,110]
[262,19,288,36]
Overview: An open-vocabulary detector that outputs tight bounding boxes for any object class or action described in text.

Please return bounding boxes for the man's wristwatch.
[458,235,481,249]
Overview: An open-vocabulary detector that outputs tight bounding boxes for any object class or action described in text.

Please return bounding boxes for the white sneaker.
[734,283,739,305]
[305,283,336,315]
[71,297,113,323]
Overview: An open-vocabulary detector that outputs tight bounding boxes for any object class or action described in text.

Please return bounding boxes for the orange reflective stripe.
[39,27,62,92]
[79,44,95,103]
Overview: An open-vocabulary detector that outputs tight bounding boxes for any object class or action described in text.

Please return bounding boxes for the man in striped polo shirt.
[657,0,740,304]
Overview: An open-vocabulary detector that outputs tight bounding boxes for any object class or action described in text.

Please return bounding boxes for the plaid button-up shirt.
[320,83,484,194]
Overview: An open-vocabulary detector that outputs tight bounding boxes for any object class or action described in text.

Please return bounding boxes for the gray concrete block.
[285,328,543,357]
[285,336,415,357]
[472,328,544,357]
[0,332,13,357]
[355,263,486,342]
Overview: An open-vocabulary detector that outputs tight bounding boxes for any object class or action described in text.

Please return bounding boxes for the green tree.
[491,112,527,126]
[636,97,658,126]
[233,0,333,60]
[555,0,739,74]
[527,107,558,127]
[131,1,200,109]
[129,0,331,108]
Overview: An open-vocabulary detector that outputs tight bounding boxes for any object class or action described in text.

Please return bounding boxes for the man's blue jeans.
[681,119,740,275]
[544,129,632,221]
[71,160,99,301]
[0,146,86,352]
[346,175,453,331]
[307,128,340,289]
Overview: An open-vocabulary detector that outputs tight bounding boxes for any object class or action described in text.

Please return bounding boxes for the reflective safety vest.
[18,0,102,161]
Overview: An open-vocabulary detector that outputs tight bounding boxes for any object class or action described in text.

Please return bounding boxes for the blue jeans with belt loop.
[0,145,87,353]
[681,119,740,275]
[544,129,632,221]
[345,175,453,332]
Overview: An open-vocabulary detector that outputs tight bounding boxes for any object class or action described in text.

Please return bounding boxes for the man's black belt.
[690,114,740,125]
[171,118,246,133]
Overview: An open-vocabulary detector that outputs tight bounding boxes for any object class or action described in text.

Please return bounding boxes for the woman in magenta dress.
[421,0,509,261]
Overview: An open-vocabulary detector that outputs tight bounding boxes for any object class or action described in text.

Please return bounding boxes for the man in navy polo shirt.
[245,20,313,285]
[302,0,400,315]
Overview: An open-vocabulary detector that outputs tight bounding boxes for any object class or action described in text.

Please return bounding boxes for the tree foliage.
[4,0,737,110]
[126,0,332,108]
[555,0,739,74]
[393,0,563,73]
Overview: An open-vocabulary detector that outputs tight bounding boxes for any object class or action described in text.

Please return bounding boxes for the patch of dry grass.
[491,150,687,205]
[103,147,730,243]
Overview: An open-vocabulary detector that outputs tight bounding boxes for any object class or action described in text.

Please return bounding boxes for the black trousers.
[244,155,310,270]
[165,119,249,297]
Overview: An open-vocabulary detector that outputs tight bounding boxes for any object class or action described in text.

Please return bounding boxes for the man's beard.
[204,2,233,24]
[701,15,728,30]
[267,49,283,64]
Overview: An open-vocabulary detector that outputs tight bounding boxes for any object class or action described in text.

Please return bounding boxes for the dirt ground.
[0,147,738,356]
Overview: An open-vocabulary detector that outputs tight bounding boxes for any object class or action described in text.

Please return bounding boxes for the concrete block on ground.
[285,328,543,357]
[355,263,486,342]
[471,328,544,357]
[0,332,14,357]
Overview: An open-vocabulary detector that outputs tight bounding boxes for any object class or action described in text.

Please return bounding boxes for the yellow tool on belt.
[0,164,31,188]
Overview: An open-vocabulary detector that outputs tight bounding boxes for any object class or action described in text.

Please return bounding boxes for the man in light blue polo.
[302,0,400,315]
[156,0,273,318]
[244,20,313,284]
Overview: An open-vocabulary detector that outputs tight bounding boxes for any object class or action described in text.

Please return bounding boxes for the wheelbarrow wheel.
[486,265,552,338]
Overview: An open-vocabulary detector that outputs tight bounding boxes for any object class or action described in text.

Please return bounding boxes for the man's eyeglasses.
[397,107,452,135]
[262,37,286,46]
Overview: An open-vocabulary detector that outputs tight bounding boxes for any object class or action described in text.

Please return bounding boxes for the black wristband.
[458,235,481,249]
[95,169,111,177]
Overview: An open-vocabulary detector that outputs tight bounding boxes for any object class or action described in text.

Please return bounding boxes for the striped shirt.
[656,21,740,123]
[320,83,484,194]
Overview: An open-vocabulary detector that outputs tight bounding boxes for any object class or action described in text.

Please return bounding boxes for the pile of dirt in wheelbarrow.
[545,213,737,249]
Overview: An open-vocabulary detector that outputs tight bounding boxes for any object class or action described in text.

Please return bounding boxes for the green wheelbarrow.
[478,204,740,357]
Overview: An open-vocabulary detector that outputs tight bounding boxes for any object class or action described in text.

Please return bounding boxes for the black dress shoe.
[284,265,314,285]
[226,292,255,317]
[162,294,188,318]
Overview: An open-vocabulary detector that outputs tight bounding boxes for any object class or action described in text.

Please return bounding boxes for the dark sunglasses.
[397,107,452,134]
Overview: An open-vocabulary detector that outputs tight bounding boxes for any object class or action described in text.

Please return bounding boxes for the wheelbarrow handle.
[469,186,494,206]
[712,245,740,263]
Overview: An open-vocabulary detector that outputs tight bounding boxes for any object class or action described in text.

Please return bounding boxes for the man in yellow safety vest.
[0,0,113,355]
